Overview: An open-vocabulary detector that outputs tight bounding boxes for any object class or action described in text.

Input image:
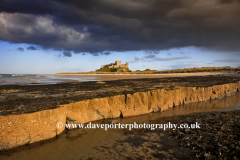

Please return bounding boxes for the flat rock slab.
[0,75,240,115]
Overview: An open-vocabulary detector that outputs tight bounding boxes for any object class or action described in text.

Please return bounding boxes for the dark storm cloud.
[27,46,36,50]
[219,0,235,4]
[0,0,240,54]
[16,47,24,52]
[63,51,72,57]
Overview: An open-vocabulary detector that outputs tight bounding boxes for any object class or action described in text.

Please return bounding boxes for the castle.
[101,61,129,69]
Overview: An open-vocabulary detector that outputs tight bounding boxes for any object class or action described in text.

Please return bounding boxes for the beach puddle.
[1,92,240,160]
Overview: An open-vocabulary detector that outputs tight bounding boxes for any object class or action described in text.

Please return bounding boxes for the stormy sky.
[0,0,240,73]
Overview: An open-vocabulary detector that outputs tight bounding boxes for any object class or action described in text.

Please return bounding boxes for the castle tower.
[100,60,128,69]
[126,63,129,68]
[115,61,121,66]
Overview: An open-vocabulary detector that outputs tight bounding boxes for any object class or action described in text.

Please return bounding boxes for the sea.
[0,74,106,85]
[0,74,174,85]
[0,72,227,85]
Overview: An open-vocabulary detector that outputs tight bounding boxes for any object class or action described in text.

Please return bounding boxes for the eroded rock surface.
[0,75,240,150]
[164,110,240,159]
[0,75,240,115]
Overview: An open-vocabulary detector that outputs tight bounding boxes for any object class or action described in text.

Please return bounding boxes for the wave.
[11,74,37,77]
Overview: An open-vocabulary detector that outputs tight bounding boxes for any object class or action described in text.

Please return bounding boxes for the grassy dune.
[56,66,240,74]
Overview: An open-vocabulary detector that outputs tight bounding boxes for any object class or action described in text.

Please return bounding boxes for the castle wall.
[101,61,129,69]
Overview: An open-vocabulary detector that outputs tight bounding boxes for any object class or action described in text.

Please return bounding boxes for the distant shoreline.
[54,72,224,76]
[56,67,240,75]
[54,71,236,77]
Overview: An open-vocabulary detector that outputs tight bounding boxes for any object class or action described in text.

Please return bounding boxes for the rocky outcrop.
[0,81,240,150]
[0,106,67,150]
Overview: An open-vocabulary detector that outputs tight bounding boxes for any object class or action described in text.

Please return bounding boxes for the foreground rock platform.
[1,75,240,115]
[164,110,240,159]
[0,75,240,150]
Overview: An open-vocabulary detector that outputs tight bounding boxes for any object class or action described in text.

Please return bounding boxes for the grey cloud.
[53,48,63,52]
[145,56,191,62]
[166,64,198,70]
[93,53,99,56]
[166,62,208,70]
[145,55,156,59]
[128,57,141,63]
[145,50,160,54]
[214,59,240,63]
[0,0,240,54]
[27,46,36,50]
[16,47,24,52]
[219,0,235,4]
[131,55,190,63]
[63,51,72,57]
[55,67,83,72]
[101,51,111,55]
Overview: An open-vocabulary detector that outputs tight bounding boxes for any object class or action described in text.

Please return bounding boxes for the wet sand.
[52,72,227,81]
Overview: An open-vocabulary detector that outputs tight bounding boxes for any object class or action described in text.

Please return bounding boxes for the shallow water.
[0,72,225,85]
[0,74,101,85]
[1,92,240,160]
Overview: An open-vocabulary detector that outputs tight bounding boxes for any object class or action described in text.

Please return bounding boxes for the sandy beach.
[52,71,239,81]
